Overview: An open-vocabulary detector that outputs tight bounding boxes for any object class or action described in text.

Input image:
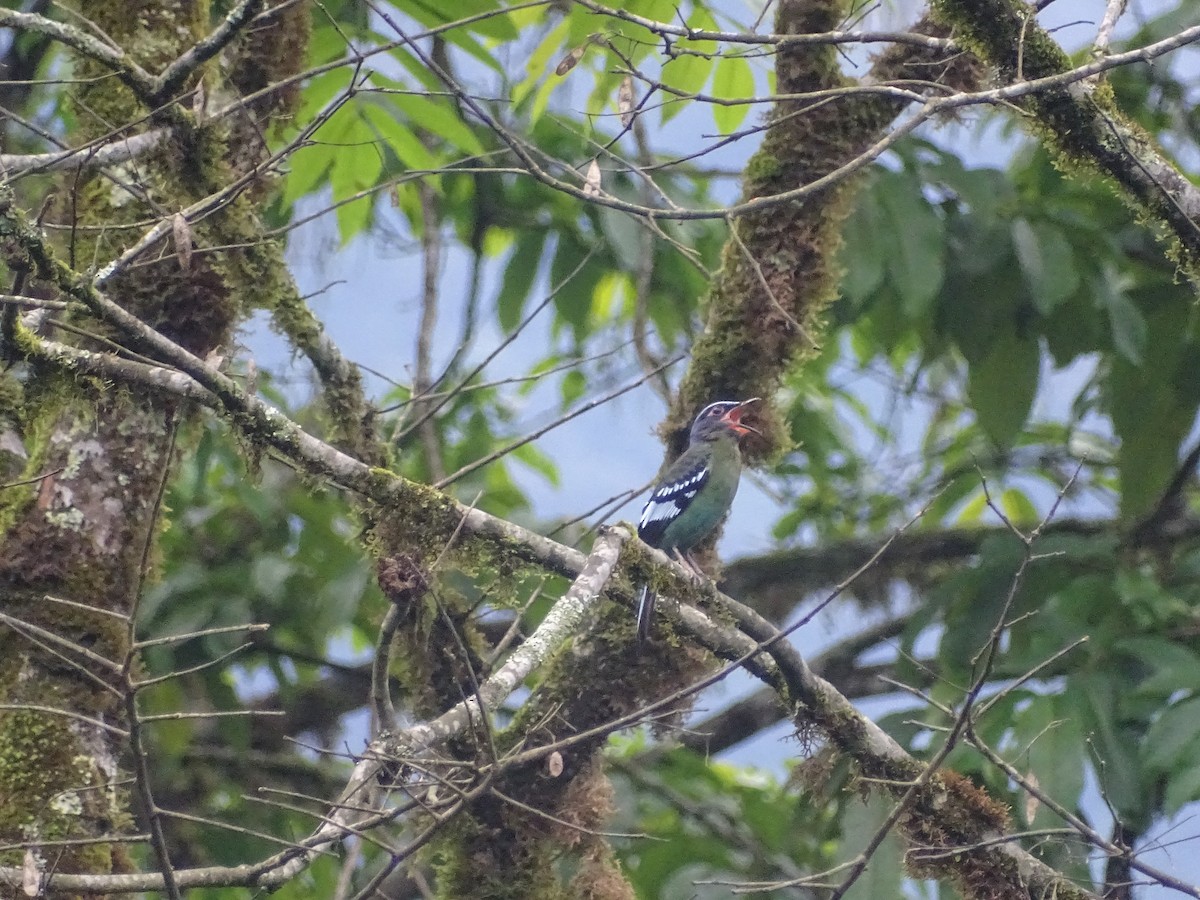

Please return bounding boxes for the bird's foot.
[673,550,708,585]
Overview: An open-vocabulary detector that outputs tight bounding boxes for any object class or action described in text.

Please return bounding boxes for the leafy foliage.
[4,0,1200,896]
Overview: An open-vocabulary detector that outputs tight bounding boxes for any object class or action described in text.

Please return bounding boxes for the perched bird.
[636,399,760,641]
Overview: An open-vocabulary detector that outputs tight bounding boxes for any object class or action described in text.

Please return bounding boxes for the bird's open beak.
[722,398,761,436]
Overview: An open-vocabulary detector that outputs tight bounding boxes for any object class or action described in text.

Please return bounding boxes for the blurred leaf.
[560,369,587,407]
[999,487,1038,526]
[967,329,1039,446]
[1011,693,1086,826]
[392,0,508,68]
[325,112,384,242]
[497,231,547,331]
[1076,672,1149,822]
[1164,762,1200,816]
[1119,637,1200,697]
[1011,218,1079,314]
[711,56,754,133]
[839,174,885,304]
[280,71,351,207]
[877,170,944,317]
[383,88,485,155]
[512,443,561,487]
[660,8,717,123]
[513,17,571,110]
[1099,275,1147,365]
[549,237,607,339]
[360,102,437,172]
[1144,696,1200,773]
[839,796,904,900]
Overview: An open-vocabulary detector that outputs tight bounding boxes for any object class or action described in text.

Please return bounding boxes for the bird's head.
[689,398,761,443]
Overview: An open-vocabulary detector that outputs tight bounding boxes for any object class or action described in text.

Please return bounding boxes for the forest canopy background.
[1,0,1200,898]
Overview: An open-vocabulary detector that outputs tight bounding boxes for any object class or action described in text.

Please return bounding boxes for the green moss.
[669,0,873,461]
[0,0,313,890]
[266,283,383,464]
[0,705,118,872]
[0,374,22,424]
[744,151,783,185]
[429,814,564,900]
[929,0,1199,277]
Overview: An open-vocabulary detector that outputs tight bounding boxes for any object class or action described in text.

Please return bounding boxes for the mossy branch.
[0,190,1109,896]
[0,8,156,98]
[930,0,1200,273]
[668,8,982,457]
[149,0,264,103]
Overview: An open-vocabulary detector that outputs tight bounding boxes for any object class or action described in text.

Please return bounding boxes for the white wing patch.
[638,463,710,545]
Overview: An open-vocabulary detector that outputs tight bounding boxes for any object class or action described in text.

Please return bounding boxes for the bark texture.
[0,0,309,886]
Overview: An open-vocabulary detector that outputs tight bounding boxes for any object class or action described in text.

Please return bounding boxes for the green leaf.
[1012,693,1086,825]
[281,142,335,208]
[387,45,448,92]
[955,489,989,524]
[383,89,484,156]
[393,0,514,64]
[925,470,983,522]
[309,16,358,65]
[659,8,716,124]
[1144,696,1200,772]
[591,270,628,320]
[967,329,1039,446]
[839,179,885,304]
[512,443,560,487]
[936,533,1028,674]
[560,370,586,408]
[999,487,1038,526]
[1098,275,1147,365]
[1107,306,1194,518]
[877,171,944,317]
[940,261,1023,365]
[839,796,903,900]
[1075,673,1148,820]
[497,231,546,331]
[710,56,753,133]
[1164,762,1200,816]
[327,112,384,242]
[360,104,437,172]
[1011,218,1079,315]
[1118,637,1200,697]
[549,237,607,339]
[512,17,570,111]
[280,70,353,206]
[598,207,642,271]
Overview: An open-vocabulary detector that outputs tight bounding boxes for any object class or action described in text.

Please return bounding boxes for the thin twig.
[434,355,684,488]
[413,182,446,481]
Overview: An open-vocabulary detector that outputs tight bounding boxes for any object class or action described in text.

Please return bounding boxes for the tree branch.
[679,615,920,755]
[722,516,1200,622]
[149,0,263,102]
[931,0,1200,267]
[0,8,156,98]
[695,595,1101,900]
[0,129,167,178]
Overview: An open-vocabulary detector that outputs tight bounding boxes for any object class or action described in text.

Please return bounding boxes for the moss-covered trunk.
[0,0,308,887]
[425,2,982,896]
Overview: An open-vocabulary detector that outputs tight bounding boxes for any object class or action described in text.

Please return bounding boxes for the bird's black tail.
[636,584,656,642]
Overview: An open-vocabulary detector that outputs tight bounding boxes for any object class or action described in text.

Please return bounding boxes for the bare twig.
[1092,0,1128,60]
[414,183,446,482]
[434,354,684,489]
[0,8,155,97]
[150,0,263,102]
